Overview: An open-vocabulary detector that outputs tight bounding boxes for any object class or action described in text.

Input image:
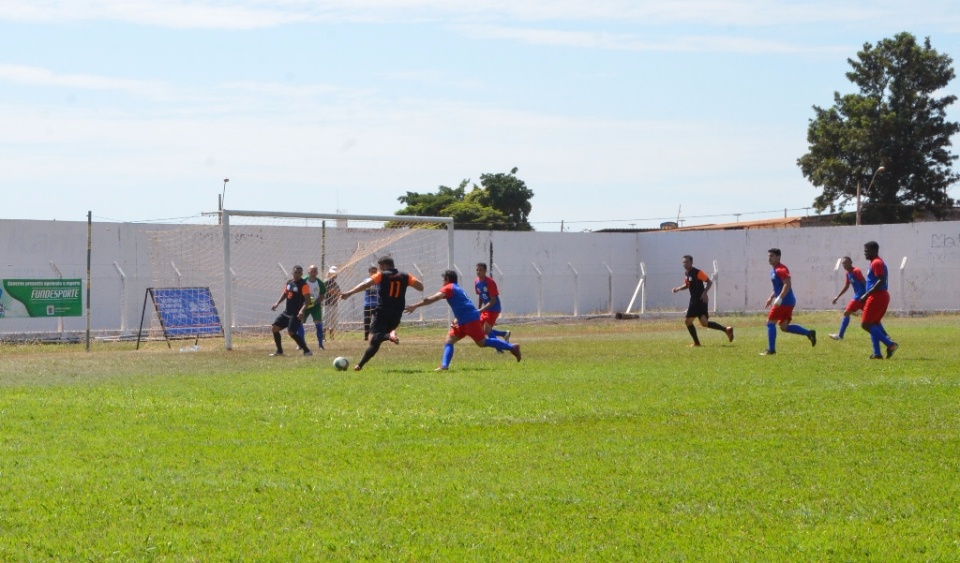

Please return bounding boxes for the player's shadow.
[383,366,497,375]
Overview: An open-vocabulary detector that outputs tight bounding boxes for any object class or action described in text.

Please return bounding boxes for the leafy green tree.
[798,32,960,223]
[395,184,466,218]
[469,167,534,231]
[395,168,535,230]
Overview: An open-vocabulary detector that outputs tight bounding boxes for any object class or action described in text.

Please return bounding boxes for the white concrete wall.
[2,218,958,337]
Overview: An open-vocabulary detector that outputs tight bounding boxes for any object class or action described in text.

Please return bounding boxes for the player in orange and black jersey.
[269,264,313,356]
[340,256,424,371]
[671,255,734,347]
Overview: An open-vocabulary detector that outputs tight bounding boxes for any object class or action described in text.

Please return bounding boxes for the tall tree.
[798,32,960,223]
[395,168,535,230]
[469,167,535,231]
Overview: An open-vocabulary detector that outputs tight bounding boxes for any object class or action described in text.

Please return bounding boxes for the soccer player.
[362,265,379,341]
[475,262,510,342]
[269,265,313,356]
[671,255,733,346]
[762,248,816,355]
[406,270,521,371]
[860,241,899,359]
[323,266,342,341]
[301,264,327,350]
[829,256,866,340]
[340,256,423,371]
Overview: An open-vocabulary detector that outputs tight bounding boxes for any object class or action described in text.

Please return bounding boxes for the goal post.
[219,210,454,350]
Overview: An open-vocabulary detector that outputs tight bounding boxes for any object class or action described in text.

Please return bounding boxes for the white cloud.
[0,64,178,99]
[1,0,957,29]
[0,0,299,28]
[457,25,851,54]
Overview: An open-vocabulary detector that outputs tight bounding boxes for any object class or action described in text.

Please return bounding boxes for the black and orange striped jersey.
[684,267,710,302]
[282,278,311,315]
[369,268,419,316]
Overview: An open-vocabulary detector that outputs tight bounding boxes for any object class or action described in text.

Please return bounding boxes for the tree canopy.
[395,167,534,230]
[797,32,960,223]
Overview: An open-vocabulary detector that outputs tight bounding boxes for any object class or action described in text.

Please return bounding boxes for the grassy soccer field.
[1,313,959,561]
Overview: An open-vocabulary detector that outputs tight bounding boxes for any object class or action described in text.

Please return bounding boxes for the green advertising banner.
[0,279,83,318]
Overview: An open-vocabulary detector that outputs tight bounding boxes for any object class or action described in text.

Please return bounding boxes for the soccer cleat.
[829,334,842,341]
[869,354,884,360]
[388,331,400,345]
[759,350,776,356]
[886,342,899,359]
[302,350,312,357]
[503,330,512,343]
[725,327,734,342]
[687,343,701,348]
[434,366,448,372]
[269,351,284,357]
[807,330,817,347]
[510,344,522,362]
[352,365,362,372]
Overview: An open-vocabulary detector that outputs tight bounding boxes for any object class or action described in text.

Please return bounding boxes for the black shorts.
[370,310,402,335]
[685,300,709,319]
[273,313,303,333]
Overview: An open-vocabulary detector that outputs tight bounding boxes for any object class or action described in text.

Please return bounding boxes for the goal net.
[147,210,454,349]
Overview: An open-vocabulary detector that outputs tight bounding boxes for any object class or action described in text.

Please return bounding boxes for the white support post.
[567,262,579,317]
[229,267,238,328]
[492,263,506,320]
[412,263,427,322]
[531,262,543,317]
[601,262,614,315]
[113,262,128,334]
[640,261,647,314]
[711,259,719,314]
[834,258,843,295]
[899,256,908,313]
[625,262,647,315]
[222,211,232,350]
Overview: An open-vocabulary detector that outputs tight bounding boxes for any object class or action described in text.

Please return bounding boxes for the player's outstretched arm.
[405,291,444,314]
[341,278,375,300]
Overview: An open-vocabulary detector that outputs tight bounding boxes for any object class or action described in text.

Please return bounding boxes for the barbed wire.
[528,201,958,228]
[528,206,817,227]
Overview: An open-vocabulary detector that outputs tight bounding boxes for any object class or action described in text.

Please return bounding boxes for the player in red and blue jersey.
[406,270,521,371]
[762,248,816,355]
[475,262,510,342]
[829,256,867,340]
[860,241,898,359]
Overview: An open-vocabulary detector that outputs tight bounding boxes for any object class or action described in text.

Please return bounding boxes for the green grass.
[1,313,959,561]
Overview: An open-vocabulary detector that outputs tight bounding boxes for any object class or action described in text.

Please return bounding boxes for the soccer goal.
[147,210,454,350]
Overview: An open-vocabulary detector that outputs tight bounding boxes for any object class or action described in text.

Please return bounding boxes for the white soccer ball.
[333,356,350,371]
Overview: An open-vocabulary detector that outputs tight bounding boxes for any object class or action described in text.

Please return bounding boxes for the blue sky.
[2,1,959,231]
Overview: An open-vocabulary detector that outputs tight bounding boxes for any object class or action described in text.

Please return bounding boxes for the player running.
[671,254,733,347]
[829,256,867,340]
[475,262,510,342]
[860,241,899,359]
[340,257,423,371]
[406,270,521,371]
[762,248,816,355]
